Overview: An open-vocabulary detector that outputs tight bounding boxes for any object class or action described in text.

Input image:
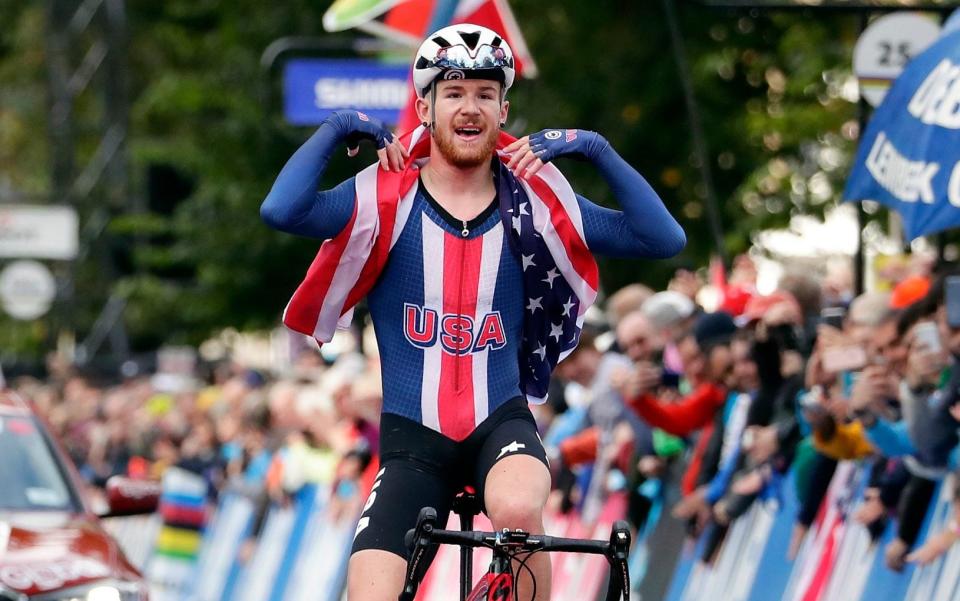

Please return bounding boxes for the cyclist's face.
[419,79,508,168]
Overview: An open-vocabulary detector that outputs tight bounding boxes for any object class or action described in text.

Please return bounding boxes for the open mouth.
[455,126,483,140]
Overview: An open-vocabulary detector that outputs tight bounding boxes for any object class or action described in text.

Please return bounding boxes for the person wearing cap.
[890,274,931,310]
[261,23,685,600]
[641,289,697,375]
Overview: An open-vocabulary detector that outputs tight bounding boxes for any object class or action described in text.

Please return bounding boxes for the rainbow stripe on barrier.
[147,467,211,601]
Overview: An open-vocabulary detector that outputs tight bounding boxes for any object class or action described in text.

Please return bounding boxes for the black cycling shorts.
[351,397,549,560]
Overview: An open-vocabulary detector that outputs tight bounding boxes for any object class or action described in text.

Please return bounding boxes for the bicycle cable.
[508,549,539,601]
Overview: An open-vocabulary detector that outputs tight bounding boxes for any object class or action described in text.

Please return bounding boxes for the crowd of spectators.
[7,251,960,575]
[544,251,960,572]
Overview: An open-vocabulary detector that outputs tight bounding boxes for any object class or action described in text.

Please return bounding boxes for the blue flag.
[844,27,960,240]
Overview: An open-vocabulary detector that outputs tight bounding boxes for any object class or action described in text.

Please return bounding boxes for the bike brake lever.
[609,520,631,557]
[606,520,632,601]
[399,507,439,601]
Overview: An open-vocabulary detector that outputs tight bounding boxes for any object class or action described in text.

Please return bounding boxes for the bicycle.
[399,488,632,601]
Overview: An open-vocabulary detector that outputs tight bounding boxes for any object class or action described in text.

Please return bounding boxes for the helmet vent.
[431,35,451,48]
[459,31,481,51]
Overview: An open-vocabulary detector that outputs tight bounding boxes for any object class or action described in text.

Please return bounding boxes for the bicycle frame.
[464,554,513,601]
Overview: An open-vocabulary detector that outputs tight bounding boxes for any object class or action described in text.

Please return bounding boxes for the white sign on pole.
[0,260,57,320]
[0,205,79,260]
[854,12,941,108]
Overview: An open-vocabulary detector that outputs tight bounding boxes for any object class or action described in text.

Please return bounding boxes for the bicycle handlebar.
[399,506,632,601]
[425,527,617,555]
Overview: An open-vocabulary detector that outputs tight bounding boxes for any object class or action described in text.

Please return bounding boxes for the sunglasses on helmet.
[429,44,512,72]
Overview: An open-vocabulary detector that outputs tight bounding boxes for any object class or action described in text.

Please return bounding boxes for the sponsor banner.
[283,59,409,126]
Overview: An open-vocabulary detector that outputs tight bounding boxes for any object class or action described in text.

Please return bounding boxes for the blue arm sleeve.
[577,146,686,258]
[259,122,357,239]
[705,446,741,504]
[865,419,916,458]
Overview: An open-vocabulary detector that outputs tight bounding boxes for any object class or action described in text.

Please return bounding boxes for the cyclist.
[261,23,686,601]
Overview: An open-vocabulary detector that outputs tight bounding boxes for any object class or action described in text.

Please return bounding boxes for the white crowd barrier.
[114,458,960,600]
[665,462,960,601]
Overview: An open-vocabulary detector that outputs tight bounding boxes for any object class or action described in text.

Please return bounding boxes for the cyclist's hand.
[325,110,409,172]
[504,129,609,179]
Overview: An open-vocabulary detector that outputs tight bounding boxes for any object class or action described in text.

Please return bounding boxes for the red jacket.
[628,382,727,494]
[626,382,727,437]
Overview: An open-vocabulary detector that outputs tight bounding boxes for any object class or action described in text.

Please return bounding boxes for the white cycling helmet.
[413,24,516,98]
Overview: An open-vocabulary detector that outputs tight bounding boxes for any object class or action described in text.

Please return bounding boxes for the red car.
[0,391,159,601]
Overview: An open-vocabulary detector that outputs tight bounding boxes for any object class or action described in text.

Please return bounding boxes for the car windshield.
[0,415,79,511]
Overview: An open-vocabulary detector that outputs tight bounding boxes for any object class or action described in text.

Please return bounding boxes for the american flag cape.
[282,125,599,402]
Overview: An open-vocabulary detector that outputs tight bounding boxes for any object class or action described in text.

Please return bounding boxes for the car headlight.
[30,580,146,601]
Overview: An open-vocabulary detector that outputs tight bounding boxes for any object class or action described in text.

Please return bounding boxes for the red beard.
[433,123,499,168]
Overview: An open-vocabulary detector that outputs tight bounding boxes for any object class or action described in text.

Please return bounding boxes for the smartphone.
[947,276,960,328]
[660,370,681,389]
[820,307,846,330]
[913,320,942,354]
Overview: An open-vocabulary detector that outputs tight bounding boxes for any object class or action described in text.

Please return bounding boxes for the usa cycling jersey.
[261,119,685,440]
[367,182,524,441]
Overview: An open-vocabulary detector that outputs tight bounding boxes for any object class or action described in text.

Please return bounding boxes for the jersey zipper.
[456,232,466,391]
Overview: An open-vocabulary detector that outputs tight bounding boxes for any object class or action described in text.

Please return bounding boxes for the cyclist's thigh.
[472,403,550,508]
[351,455,455,559]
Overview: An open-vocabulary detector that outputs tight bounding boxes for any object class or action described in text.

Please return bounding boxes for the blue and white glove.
[528,129,609,163]
[504,128,609,179]
[325,110,408,171]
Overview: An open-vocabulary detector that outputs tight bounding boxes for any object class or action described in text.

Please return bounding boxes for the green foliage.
[0,1,867,355]
[507,2,859,293]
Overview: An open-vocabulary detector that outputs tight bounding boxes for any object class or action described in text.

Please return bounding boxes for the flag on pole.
[323,0,536,76]
[323,0,538,131]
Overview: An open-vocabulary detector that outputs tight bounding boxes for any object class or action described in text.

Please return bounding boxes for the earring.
[499,122,506,127]
[422,121,429,128]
